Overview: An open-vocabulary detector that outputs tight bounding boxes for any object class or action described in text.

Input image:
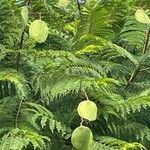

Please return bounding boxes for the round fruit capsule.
[77,100,97,121]
[29,20,49,43]
[71,126,93,150]
[135,9,150,24]
[58,0,69,8]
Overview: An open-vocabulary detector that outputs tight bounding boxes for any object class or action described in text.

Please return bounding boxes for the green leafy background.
[0,0,150,149]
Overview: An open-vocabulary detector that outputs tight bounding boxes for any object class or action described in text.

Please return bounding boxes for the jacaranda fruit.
[71,126,93,150]
[29,20,49,43]
[135,9,150,24]
[77,100,97,121]
[58,0,69,8]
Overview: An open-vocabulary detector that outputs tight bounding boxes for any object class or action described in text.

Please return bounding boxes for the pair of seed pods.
[71,100,97,150]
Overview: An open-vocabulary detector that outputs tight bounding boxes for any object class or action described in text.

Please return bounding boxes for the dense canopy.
[0,0,150,150]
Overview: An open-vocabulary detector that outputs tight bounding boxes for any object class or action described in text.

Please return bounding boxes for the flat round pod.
[77,100,97,121]
[58,0,69,8]
[135,9,150,24]
[71,126,93,150]
[29,20,49,43]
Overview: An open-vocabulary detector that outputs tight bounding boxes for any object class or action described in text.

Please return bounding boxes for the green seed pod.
[135,9,150,24]
[77,100,97,121]
[71,126,93,150]
[29,20,49,43]
[58,0,69,8]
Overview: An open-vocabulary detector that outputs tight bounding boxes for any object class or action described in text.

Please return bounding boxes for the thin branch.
[15,99,23,128]
[80,118,84,126]
[82,90,89,100]
[143,28,150,54]
[16,29,25,71]
[125,65,140,89]
[139,0,143,7]
[76,0,81,15]
[15,29,25,125]
[27,0,31,6]
[16,0,31,71]
[15,0,31,127]
[78,77,83,100]
[125,27,150,88]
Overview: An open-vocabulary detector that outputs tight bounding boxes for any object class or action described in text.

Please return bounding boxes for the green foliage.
[0,128,49,150]
[91,136,146,150]
[0,0,150,149]
[0,69,28,99]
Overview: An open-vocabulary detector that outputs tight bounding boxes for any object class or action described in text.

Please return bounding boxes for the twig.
[15,99,23,128]
[27,0,31,6]
[76,0,81,15]
[125,65,140,89]
[16,29,25,71]
[82,90,89,100]
[139,0,143,7]
[80,118,84,126]
[39,12,42,20]
[15,0,31,127]
[125,27,150,88]
[78,77,83,100]
[16,0,31,71]
[143,28,150,54]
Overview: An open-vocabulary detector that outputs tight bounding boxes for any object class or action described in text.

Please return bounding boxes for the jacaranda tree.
[0,0,150,149]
